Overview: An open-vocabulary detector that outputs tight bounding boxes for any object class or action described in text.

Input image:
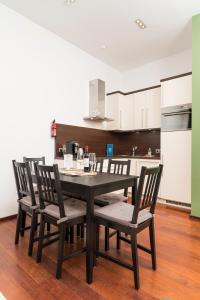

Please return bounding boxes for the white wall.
[121,49,192,92]
[0,4,121,218]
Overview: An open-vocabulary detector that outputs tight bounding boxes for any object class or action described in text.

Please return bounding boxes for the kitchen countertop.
[55,155,160,160]
[97,155,160,160]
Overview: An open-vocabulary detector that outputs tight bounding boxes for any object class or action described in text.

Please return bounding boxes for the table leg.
[132,178,138,205]
[86,190,94,284]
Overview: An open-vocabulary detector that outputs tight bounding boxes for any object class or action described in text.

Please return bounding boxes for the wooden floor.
[0,205,200,300]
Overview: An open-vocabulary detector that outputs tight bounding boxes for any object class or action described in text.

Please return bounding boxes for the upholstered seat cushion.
[94,193,128,206]
[18,195,39,209]
[94,202,153,228]
[41,198,92,224]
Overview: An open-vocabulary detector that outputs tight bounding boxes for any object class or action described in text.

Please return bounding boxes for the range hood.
[83,79,113,121]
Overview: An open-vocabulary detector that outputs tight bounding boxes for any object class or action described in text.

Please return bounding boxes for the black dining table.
[58,172,138,284]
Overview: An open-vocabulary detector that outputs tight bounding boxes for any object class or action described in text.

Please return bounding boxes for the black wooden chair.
[34,163,88,279]
[23,156,45,172]
[94,164,163,289]
[13,160,40,256]
[94,159,131,250]
[94,158,104,173]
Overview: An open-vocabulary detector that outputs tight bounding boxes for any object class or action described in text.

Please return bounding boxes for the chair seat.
[94,202,153,228]
[42,198,96,224]
[94,192,128,206]
[18,195,40,209]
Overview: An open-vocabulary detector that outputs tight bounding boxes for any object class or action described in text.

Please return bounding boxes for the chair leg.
[15,205,22,244]
[77,224,80,237]
[20,210,26,236]
[56,224,65,279]
[116,231,121,250]
[149,219,156,270]
[47,223,51,232]
[131,232,140,290]
[95,224,100,260]
[65,227,69,242]
[81,223,84,239]
[70,226,74,244]
[28,211,37,256]
[36,214,45,263]
[105,226,109,251]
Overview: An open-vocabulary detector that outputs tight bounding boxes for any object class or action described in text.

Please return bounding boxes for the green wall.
[192,14,200,217]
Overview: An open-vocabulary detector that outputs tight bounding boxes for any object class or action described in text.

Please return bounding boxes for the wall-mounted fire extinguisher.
[51,119,56,137]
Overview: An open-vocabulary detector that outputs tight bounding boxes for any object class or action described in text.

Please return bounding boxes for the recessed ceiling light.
[135,19,146,29]
[64,0,76,5]
[100,45,107,49]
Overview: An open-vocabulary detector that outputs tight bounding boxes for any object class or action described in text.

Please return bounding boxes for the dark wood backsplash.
[55,124,160,158]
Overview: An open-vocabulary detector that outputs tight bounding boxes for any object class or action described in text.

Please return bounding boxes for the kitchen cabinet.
[133,87,161,130]
[161,74,192,107]
[160,130,191,204]
[106,93,134,131]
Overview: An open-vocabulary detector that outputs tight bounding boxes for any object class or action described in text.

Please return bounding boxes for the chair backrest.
[12,160,36,206]
[132,164,163,224]
[23,156,45,172]
[95,159,104,173]
[107,159,131,196]
[34,163,65,218]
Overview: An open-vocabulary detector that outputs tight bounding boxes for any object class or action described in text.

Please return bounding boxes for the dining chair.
[94,164,163,289]
[94,159,131,250]
[34,163,88,279]
[23,156,45,172]
[12,160,40,256]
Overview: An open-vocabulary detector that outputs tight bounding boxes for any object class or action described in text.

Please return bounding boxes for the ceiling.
[0,0,199,71]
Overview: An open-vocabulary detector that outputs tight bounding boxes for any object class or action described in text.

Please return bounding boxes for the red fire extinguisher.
[51,119,56,137]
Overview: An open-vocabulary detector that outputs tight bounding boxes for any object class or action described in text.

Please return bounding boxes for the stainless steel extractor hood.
[83,79,113,121]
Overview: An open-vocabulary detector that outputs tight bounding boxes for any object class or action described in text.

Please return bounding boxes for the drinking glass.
[77,148,84,170]
[89,153,96,173]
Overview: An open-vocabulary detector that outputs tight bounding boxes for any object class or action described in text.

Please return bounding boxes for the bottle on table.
[83,146,90,172]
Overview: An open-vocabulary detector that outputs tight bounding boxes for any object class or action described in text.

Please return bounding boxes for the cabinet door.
[146,88,161,129]
[133,91,147,130]
[161,75,192,107]
[105,94,119,130]
[119,94,134,130]
[160,131,191,203]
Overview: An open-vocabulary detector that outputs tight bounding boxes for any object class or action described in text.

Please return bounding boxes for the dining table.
[58,171,138,284]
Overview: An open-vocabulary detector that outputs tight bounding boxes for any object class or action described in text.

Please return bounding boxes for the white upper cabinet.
[146,88,161,129]
[161,74,192,107]
[133,87,161,130]
[106,86,161,131]
[106,93,134,131]
[133,91,147,130]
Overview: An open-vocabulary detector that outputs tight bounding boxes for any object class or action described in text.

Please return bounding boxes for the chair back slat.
[95,159,104,173]
[108,159,131,196]
[132,164,163,224]
[23,156,45,172]
[34,163,65,218]
[12,160,36,206]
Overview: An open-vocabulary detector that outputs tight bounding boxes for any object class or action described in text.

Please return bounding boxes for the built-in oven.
[161,103,192,132]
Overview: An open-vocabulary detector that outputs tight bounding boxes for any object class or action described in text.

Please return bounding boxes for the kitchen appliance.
[161,103,192,132]
[83,79,113,121]
[106,144,113,157]
[65,141,79,158]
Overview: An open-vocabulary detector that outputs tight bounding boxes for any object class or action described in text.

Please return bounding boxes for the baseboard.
[0,214,17,222]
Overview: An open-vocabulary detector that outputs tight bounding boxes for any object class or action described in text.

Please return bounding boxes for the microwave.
[161,104,192,132]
